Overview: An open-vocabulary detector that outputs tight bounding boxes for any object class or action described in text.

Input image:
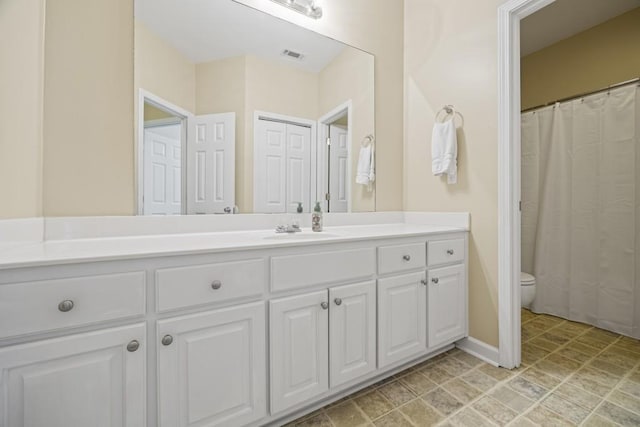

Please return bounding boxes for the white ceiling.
[135,0,346,72]
[521,0,640,56]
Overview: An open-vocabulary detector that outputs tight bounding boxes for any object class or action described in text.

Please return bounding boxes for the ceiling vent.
[282,49,304,60]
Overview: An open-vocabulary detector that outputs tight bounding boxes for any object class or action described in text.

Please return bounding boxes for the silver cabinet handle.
[432,277,439,284]
[127,340,140,352]
[334,298,342,306]
[446,249,455,255]
[58,300,74,312]
[403,255,411,261]
[421,279,427,286]
[211,280,222,290]
[161,335,174,346]
[320,302,329,310]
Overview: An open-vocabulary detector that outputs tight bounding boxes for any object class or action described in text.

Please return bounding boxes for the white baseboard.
[456,337,500,367]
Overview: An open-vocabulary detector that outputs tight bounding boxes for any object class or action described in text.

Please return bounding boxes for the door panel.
[286,124,311,213]
[329,281,376,387]
[0,324,145,427]
[187,113,235,214]
[270,291,328,414]
[157,302,266,427]
[329,124,349,213]
[428,264,467,348]
[144,126,182,215]
[378,272,426,368]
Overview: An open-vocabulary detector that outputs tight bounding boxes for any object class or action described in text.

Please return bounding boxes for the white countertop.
[0,223,467,270]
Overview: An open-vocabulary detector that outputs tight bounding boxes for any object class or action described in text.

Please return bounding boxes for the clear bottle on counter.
[312,201,323,232]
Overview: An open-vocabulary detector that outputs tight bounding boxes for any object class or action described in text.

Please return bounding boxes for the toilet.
[521,272,536,309]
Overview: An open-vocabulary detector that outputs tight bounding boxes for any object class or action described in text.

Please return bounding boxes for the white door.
[157,302,266,427]
[270,291,328,414]
[144,125,182,215]
[187,113,235,214]
[328,125,349,213]
[428,264,467,348]
[0,324,145,427]
[378,272,427,368]
[254,119,311,213]
[329,281,376,388]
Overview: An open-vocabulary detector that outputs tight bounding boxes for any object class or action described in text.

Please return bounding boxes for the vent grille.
[282,49,304,60]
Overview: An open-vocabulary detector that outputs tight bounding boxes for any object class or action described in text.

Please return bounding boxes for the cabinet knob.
[402,255,411,261]
[446,249,455,255]
[320,302,329,310]
[211,280,222,290]
[127,340,140,352]
[421,279,427,286]
[161,335,174,346]
[334,298,342,306]
[58,300,74,312]
[432,277,439,284]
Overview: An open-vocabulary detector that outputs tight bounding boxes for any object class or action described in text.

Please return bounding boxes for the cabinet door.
[428,264,467,348]
[157,302,266,427]
[0,323,145,427]
[378,272,426,368]
[270,291,329,414]
[329,281,376,388]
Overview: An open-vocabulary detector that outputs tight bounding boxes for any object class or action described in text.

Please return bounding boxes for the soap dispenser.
[312,202,323,232]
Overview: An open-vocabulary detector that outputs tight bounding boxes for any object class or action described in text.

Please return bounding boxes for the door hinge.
[326,137,331,146]
[519,201,522,211]
[325,192,330,201]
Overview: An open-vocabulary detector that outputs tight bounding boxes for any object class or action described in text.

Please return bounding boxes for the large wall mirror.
[135,0,375,215]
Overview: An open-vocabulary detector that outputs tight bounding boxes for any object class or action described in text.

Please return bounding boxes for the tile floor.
[286,310,640,426]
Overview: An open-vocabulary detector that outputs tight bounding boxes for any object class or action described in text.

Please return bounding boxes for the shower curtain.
[521,83,640,338]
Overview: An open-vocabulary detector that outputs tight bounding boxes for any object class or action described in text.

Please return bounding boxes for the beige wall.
[522,7,640,110]
[135,20,196,114]
[0,0,44,219]
[236,0,404,211]
[43,0,134,216]
[404,0,503,347]
[319,48,375,212]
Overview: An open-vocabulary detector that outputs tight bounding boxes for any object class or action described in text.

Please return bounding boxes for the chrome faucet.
[275,223,302,233]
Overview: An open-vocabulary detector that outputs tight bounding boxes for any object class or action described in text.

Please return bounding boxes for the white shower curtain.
[521,83,640,338]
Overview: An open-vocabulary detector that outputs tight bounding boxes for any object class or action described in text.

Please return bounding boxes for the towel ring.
[361,134,374,147]
[435,105,464,127]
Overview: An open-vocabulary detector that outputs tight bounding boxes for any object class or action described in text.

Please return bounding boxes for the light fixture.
[270,0,323,19]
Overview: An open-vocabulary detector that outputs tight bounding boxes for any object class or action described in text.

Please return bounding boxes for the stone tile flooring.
[286,310,640,426]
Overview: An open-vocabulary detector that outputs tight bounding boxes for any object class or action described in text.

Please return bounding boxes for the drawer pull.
[334,298,343,306]
[431,277,439,284]
[58,300,74,312]
[161,335,174,346]
[446,249,455,255]
[402,255,411,261]
[320,302,329,310]
[211,280,222,290]
[127,340,140,352]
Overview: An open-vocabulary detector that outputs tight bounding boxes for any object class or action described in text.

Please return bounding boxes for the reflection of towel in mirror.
[355,144,375,191]
[431,120,457,184]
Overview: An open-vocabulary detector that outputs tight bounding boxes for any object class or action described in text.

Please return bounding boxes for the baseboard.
[456,337,500,367]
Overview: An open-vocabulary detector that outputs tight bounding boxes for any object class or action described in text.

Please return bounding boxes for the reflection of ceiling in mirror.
[134,0,346,72]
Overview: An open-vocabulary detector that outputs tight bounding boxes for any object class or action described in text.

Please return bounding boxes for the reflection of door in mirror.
[139,97,236,215]
[328,123,349,213]
[254,114,313,214]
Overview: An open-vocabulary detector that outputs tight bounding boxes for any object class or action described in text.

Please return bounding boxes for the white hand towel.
[431,119,457,184]
[355,144,375,191]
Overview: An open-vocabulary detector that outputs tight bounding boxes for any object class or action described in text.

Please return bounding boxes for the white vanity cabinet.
[270,280,377,414]
[157,302,267,427]
[0,323,146,427]
[427,264,467,349]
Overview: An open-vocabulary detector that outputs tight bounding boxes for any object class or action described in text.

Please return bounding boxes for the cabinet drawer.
[0,272,146,339]
[378,243,426,275]
[156,259,265,312]
[271,248,375,292]
[427,238,465,266]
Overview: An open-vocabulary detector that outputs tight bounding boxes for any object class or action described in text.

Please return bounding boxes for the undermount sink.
[263,232,342,241]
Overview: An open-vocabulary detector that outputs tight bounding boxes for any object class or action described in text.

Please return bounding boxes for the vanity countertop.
[0,223,467,270]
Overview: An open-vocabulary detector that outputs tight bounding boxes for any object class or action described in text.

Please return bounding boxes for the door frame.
[497,0,556,368]
[136,89,194,215]
[253,110,317,213]
[317,100,353,213]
